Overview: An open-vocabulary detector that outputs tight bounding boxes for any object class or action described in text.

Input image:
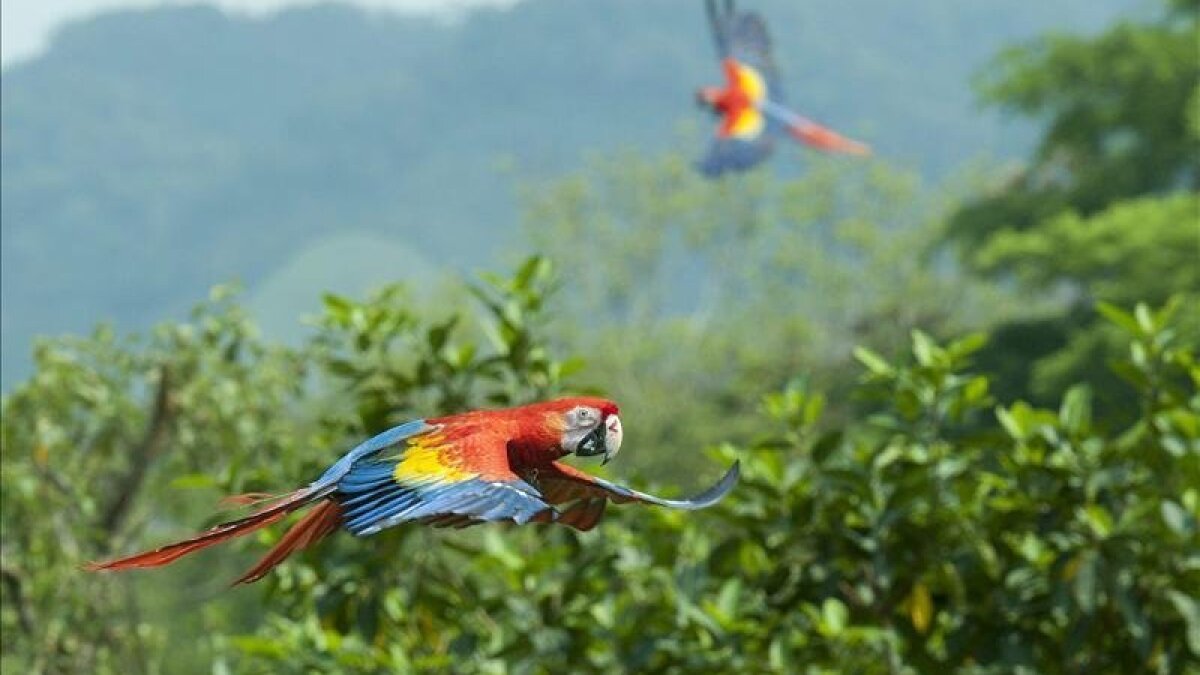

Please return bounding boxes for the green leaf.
[911,329,938,366]
[853,347,893,375]
[513,255,549,290]
[321,293,354,321]
[1082,504,1113,538]
[590,601,616,629]
[907,582,934,634]
[1161,500,1193,536]
[1154,295,1182,328]
[821,598,848,636]
[1167,590,1200,655]
[1112,581,1150,654]
[947,332,988,360]
[716,579,742,618]
[963,376,990,405]
[803,393,825,427]
[1072,551,1099,614]
[482,530,523,570]
[1097,301,1140,334]
[1059,385,1092,434]
[1134,303,1155,333]
[809,430,843,465]
[996,406,1024,440]
[232,636,288,658]
[557,356,587,378]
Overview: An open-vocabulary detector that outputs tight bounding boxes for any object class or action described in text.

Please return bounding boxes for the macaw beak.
[602,414,623,465]
[573,415,624,465]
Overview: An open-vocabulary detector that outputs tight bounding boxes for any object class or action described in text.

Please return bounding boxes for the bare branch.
[98,364,176,540]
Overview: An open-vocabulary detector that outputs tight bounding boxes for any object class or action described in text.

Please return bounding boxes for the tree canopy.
[947,0,1199,409]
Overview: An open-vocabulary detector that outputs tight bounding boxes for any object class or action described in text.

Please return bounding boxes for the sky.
[0,0,521,66]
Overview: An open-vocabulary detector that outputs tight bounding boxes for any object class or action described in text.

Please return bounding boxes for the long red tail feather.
[232,500,342,585]
[84,488,323,574]
[789,122,871,156]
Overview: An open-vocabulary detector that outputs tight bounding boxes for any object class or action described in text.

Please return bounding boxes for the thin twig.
[98,364,176,540]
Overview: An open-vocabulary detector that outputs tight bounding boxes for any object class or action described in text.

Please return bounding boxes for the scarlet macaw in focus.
[87,397,739,585]
[696,0,870,177]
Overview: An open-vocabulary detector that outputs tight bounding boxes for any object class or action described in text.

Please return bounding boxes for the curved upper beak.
[602,415,623,465]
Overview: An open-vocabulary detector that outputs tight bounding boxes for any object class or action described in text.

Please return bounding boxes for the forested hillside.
[1,0,1133,384]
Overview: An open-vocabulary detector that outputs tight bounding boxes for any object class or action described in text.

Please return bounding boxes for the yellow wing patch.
[728,108,766,138]
[393,434,474,484]
[732,62,767,103]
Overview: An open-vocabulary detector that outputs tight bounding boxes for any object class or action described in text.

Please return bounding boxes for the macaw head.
[553,397,623,465]
[695,86,723,112]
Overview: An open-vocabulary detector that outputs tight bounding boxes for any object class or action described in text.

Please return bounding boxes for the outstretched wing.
[521,460,741,531]
[706,0,735,58]
[726,12,779,92]
[310,419,433,490]
[335,428,555,535]
[708,1,777,79]
[698,135,775,177]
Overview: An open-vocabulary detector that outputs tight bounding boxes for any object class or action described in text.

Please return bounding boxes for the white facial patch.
[562,406,601,452]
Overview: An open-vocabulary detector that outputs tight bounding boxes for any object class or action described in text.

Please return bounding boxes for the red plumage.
[232,500,343,585]
[84,488,323,580]
[84,397,736,585]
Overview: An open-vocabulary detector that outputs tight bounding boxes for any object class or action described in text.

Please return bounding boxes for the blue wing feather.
[706,0,733,57]
[535,461,741,512]
[594,461,741,510]
[310,420,432,490]
[338,462,554,536]
[698,137,775,177]
[729,13,780,95]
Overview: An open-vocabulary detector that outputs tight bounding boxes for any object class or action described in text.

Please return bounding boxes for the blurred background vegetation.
[2,0,1198,672]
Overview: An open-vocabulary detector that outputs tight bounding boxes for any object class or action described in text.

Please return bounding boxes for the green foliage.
[312,255,571,430]
[1,288,309,673]
[5,268,1195,673]
[958,0,1199,251]
[973,194,1198,307]
[977,194,1199,408]
[0,258,577,673]
[946,0,1200,412]
[238,300,1185,672]
[231,300,1196,674]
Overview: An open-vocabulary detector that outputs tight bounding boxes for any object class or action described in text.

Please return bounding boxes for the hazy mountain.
[0,0,1135,385]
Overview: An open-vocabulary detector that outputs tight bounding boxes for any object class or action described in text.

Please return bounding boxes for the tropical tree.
[946,0,1200,408]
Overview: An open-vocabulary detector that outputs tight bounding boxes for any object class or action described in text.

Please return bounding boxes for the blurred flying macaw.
[695,0,870,177]
[87,397,739,585]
